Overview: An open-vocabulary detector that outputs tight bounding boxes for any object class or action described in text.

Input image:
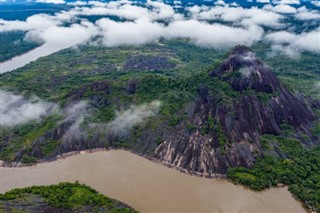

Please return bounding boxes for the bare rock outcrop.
[154,46,319,176]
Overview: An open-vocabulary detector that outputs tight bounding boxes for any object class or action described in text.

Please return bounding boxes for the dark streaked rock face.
[67,80,111,103]
[210,45,281,93]
[127,79,137,94]
[154,45,319,176]
[0,194,73,213]
[124,55,176,71]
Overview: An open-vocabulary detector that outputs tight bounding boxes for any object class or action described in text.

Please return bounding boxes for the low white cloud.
[0,14,63,32]
[63,101,89,122]
[0,90,57,127]
[67,1,87,6]
[311,1,320,7]
[97,18,164,46]
[0,0,319,59]
[87,0,108,7]
[292,30,320,52]
[272,0,300,5]
[165,20,264,48]
[272,4,297,13]
[25,21,98,47]
[0,13,98,55]
[188,5,284,28]
[215,0,227,6]
[107,101,161,136]
[147,0,175,20]
[36,0,65,4]
[266,29,320,56]
[61,101,89,143]
[61,100,161,141]
[295,6,320,20]
[77,0,175,21]
[240,8,284,27]
[265,31,296,43]
[80,3,150,20]
[97,16,264,48]
[257,0,270,3]
[230,2,240,7]
[238,53,259,77]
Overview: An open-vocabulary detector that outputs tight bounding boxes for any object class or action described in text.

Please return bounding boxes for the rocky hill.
[1,46,319,177]
[154,45,320,176]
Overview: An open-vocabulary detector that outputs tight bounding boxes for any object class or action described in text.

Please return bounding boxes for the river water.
[0,43,67,74]
[0,150,305,213]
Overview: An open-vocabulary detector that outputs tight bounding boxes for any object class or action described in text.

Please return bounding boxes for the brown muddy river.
[0,150,305,213]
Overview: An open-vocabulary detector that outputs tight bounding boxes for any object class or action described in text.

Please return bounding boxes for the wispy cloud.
[0,90,57,127]
[60,99,161,142]
[107,100,161,136]
[61,101,89,143]
[61,100,162,142]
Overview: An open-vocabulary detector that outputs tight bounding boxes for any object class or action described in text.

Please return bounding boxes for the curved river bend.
[1,150,305,213]
[0,43,68,74]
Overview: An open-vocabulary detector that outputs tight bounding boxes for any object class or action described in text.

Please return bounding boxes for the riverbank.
[0,44,42,64]
[0,149,306,213]
[0,43,67,73]
[1,147,227,178]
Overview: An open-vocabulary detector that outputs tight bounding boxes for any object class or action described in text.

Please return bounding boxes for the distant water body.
[0,43,66,74]
[1,150,305,213]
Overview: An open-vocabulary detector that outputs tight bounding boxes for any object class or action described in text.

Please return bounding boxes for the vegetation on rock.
[0,182,138,213]
[228,135,320,212]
